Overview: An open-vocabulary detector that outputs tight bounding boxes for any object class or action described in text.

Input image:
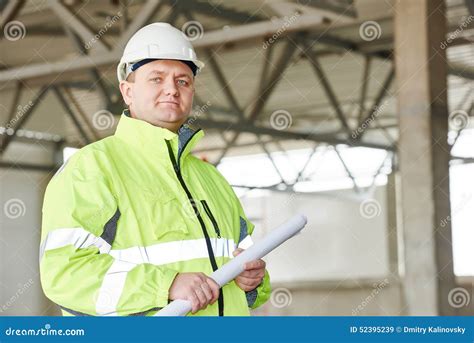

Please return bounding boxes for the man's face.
[119,59,195,132]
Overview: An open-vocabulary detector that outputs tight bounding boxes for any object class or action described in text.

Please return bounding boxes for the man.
[39,22,271,316]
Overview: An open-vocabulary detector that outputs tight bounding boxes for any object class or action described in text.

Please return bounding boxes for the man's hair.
[126,71,135,82]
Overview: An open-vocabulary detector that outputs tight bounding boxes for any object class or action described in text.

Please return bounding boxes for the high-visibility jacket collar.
[115,109,204,162]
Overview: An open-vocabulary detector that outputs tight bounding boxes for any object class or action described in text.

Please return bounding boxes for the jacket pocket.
[129,181,189,242]
[151,195,189,242]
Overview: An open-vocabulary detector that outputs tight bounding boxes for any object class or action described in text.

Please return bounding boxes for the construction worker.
[39,22,271,316]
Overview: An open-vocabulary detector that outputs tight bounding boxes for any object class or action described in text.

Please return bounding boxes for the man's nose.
[163,79,179,96]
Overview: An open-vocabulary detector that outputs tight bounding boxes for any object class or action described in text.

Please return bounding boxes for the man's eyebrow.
[175,73,192,79]
[147,70,165,77]
[147,70,192,79]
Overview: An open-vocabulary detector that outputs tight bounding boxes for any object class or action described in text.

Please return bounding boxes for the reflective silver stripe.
[42,232,237,316]
[95,238,236,315]
[96,259,137,316]
[40,228,111,260]
[237,235,254,250]
[97,238,237,316]
[108,238,236,265]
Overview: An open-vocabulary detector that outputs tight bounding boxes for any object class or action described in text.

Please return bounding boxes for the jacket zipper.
[201,200,221,238]
[165,138,224,316]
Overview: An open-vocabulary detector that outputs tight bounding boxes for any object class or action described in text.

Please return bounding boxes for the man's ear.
[119,80,133,106]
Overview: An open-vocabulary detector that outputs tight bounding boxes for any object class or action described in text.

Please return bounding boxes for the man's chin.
[150,110,184,122]
[153,112,188,128]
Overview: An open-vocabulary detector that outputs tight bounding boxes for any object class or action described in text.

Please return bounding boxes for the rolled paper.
[155,214,308,316]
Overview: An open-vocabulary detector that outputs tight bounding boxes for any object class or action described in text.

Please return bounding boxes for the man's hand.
[168,272,220,314]
[233,248,266,292]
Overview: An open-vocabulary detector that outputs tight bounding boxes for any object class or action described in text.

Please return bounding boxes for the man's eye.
[150,77,161,83]
[177,79,189,86]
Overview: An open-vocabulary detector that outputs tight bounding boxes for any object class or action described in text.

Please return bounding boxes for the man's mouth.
[159,101,179,105]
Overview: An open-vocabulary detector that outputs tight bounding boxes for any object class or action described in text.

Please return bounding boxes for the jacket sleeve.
[40,152,178,316]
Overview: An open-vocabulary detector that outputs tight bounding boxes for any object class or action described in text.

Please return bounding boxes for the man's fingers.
[232,248,244,257]
[239,269,264,279]
[194,287,208,309]
[205,278,220,303]
[244,259,266,270]
[200,282,213,304]
[196,272,207,282]
[236,275,261,287]
[189,293,199,314]
[206,276,220,289]
[236,280,260,291]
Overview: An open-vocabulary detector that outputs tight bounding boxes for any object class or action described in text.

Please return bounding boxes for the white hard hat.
[117,22,205,82]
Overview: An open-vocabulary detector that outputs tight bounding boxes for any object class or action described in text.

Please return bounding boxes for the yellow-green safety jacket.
[39,111,271,316]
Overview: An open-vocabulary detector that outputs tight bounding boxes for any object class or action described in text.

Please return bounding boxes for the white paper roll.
[155,214,308,316]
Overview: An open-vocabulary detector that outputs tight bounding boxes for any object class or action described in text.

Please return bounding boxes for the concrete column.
[386,170,408,315]
[386,171,400,279]
[394,0,456,315]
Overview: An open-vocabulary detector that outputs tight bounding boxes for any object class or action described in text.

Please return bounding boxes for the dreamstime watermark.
[84,11,122,50]
[440,15,474,49]
[359,21,382,42]
[266,191,301,221]
[270,110,292,130]
[0,279,34,313]
[263,12,301,49]
[185,100,212,128]
[270,287,293,308]
[448,110,469,131]
[5,101,34,130]
[3,198,26,219]
[352,278,389,315]
[3,20,26,41]
[439,192,472,229]
[448,287,470,308]
[359,198,381,219]
[5,324,84,337]
[94,287,115,314]
[92,110,115,130]
[351,100,388,139]
[182,21,204,41]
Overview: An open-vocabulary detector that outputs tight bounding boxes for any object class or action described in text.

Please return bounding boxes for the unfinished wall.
[0,142,57,316]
